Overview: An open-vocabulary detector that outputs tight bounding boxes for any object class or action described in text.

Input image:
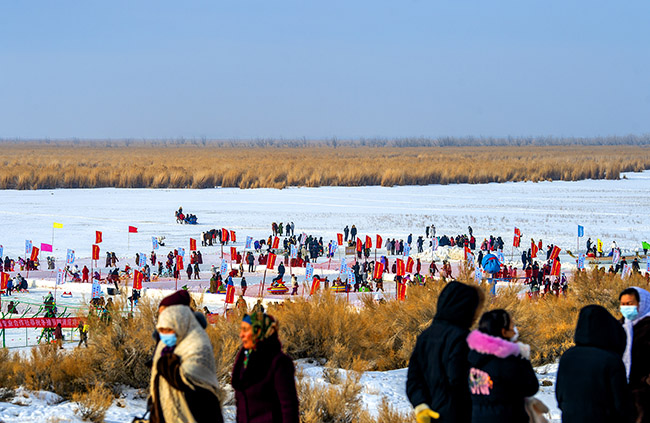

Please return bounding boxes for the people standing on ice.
[247,253,255,273]
[186,263,193,280]
[619,287,650,422]
[232,312,299,423]
[407,281,484,423]
[466,309,538,423]
[111,252,119,267]
[350,225,357,241]
[240,277,247,296]
[193,262,200,279]
[344,225,349,242]
[149,304,224,423]
[556,304,634,423]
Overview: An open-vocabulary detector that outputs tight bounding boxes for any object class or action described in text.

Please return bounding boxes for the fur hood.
[467,329,520,359]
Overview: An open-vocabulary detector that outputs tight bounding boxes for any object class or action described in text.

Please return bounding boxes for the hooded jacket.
[466,330,538,423]
[556,305,634,423]
[406,281,482,423]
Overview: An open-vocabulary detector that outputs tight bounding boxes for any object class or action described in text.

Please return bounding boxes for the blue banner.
[66,249,75,264]
[91,280,102,299]
[290,245,297,259]
[0,245,3,259]
[139,253,146,268]
[220,259,228,275]
[25,240,32,256]
[305,262,314,281]
[577,253,585,270]
[496,251,505,265]
[56,268,65,285]
[404,244,411,257]
[177,247,185,258]
[578,225,584,238]
[245,236,253,249]
[152,236,159,250]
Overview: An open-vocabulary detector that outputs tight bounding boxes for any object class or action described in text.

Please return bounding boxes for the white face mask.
[509,326,519,342]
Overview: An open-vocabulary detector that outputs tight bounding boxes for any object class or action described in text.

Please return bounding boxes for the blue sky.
[1,1,648,139]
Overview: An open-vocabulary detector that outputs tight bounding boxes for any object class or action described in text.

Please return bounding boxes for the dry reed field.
[1,140,649,189]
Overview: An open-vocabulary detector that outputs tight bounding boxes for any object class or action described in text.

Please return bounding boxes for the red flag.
[406,257,414,273]
[514,227,521,237]
[1,272,8,290]
[356,238,362,252]
[95,231,103,244]
[531,242,538,258]
[396,259,405,276]
[128,226,138,233]
[272,237,280,249]
[549,245,561,261]
[30,246,39,261]
[464,245,471,260]
[230,247,237,261]
[222,228,229,242]
[365,235,372,250]
[133,270,144,289]
[176,255,183,271]
[92,244,100,260]
[397,282,406,301]
[189,238,197,251]
[310,277,320,295]
[373,262,384,279]
[230,230,236,242]
[225,284,235,304]
[266,253,276,269]
[513,235,521,248]
[376,235,383,248]
[551,259,561,276]
[337,233,343,246]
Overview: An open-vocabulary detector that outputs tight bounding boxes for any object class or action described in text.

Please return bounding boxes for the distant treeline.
[2,134,650,148]
[0,142,649,189]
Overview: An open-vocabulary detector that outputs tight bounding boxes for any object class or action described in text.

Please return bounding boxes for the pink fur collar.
[467,330,520,358]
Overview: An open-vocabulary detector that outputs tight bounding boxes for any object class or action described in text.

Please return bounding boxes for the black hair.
[478,309,511,338]
[619,287,640,302]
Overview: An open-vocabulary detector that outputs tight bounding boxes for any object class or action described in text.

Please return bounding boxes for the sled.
[267,285,289,295]
[330,285,347,293]
[60,292,73,298]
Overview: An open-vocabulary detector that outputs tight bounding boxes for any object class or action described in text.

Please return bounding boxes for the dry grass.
[72,383,113,423]
[0,141,649,189]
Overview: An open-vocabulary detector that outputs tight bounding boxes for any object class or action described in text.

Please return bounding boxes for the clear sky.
[1,1,649,139]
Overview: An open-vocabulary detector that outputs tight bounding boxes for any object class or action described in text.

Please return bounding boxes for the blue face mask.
[620,305,639,321]
[159,333,177,347]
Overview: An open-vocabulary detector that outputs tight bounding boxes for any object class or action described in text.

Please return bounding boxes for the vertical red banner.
[267,253,276,269]
[376,235,383,248]
[272,237,280,249]
[230,231,236,242]
[310,277,320,295]
[406,257,414,273]
[373,262,384,279]
[92,244,100,260]
[337,233,343,246]
[95,231,103,244]
[133,270,143,289]
[365,235,372,249]
[225,284,235,303]
[396,259,405,276]
[30,247,40,261]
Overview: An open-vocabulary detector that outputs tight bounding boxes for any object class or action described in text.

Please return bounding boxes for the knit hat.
[159,289,191,308]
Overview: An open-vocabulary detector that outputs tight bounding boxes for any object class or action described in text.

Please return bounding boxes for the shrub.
[72,383,113,423]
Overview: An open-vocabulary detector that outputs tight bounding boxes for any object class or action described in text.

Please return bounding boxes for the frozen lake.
[0,171,648,259]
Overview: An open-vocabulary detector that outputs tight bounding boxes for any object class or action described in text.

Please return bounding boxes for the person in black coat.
[466,309,538,423]
[407,281,484,423]
[556,304,635,423]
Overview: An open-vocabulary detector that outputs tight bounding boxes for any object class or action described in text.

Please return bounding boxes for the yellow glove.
[415,404,440,423]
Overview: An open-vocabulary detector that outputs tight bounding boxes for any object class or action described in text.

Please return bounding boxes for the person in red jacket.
[82,265,90,283]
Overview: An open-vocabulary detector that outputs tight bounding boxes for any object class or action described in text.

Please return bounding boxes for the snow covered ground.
[1,173,647,421]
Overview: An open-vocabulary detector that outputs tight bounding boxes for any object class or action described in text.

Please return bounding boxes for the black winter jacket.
[406,281,480,423]
[466,330,538,423]
[556,305,635,423]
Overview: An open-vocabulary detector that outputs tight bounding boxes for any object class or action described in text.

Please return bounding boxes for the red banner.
[92,244,100,260]
[176,255,184,271]
[1,272,8,290]
[30,246,40,261]
[551,259,561,276]
[396,258,405,276]
[397,282,406,301]
[337,233,343,246]
[373,262,384,280]
[222,228,229,242]
[272,236,280,249]
[230,247,237,261]
[376,235,383,248]
[0,317,80,329]
[230,230,236,242]
[267,253,276,270]
[531,242,538,258]
[96,231,103,244]
[513,235,521,247]
[356,238,362,252]
[549,245,561,261]
[133,270,144,289]
[365,235,372,250]
[406,257,414,273]
[225,284,235,304]
[128,226,138,233]
[310,277,320,295]
[190,238,197,251]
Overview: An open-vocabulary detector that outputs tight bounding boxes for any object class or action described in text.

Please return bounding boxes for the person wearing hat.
[232,312,299,423]
[150,304,223,423]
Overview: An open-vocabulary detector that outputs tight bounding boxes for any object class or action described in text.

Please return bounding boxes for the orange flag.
[92,244,100,260]
[95,231,103,244]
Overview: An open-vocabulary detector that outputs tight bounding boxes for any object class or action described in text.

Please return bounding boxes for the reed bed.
[0,141,649,189]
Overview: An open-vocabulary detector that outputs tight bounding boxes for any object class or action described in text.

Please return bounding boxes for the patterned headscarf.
[243,311,278,347]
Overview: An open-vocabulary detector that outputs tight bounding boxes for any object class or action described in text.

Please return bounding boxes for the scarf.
[622,287,650,380]
[150,305,220,423]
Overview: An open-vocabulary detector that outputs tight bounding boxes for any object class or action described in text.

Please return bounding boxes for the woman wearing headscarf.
[149,305,223,423]
[466,309,539,423]
[232,312,299,423]
[620,286,650,422]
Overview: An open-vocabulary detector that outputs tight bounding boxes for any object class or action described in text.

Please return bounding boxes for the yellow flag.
[53,222,63,229]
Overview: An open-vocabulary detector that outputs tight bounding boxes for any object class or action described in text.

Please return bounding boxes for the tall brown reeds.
[0,141,648,189]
